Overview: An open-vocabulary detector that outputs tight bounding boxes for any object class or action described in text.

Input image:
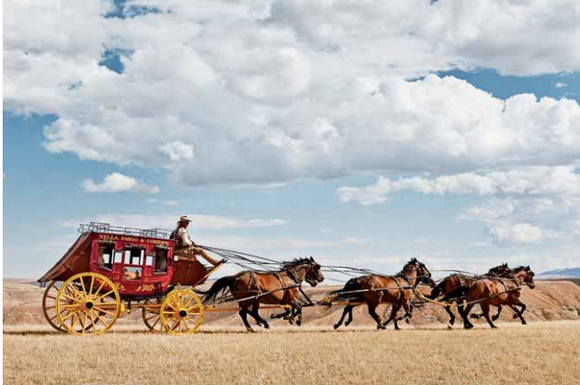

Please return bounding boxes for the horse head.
[403,258,435,287]
[514,265,535,289]
[304,256,324,286]
[283,257,324,287]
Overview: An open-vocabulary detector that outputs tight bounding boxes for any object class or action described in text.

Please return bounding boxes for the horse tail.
[195,276,237,305]
[428,279,445,299]
[323,278,362,307]
[442,286,467,302]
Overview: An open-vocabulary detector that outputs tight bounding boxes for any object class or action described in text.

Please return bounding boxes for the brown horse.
[331,258,435,330]
[428,263,512,327]
[458,266,535,329]
[199,257,324,332]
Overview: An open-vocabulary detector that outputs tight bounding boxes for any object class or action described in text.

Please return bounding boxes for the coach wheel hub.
[178,309,188,318]
[80,299,95,312]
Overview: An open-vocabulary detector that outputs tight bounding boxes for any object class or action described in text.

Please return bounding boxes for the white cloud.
[82,172,160,194]
[59,213,287,231]
[4,0,580,187]
[339,166,580,246]
[144,198,180,206]
[338,166,580,205]
[555,82,567,89]
[345,237,373,245]
[487,222,560,246]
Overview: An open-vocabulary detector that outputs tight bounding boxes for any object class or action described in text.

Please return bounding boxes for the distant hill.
[4,278,580,327]
[539,267,580,279]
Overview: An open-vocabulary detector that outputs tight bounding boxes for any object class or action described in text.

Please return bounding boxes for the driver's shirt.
[175,227,194,248]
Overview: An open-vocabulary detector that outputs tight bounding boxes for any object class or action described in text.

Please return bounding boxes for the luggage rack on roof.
[78,222,172,239]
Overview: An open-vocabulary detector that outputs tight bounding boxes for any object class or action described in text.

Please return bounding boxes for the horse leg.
[512,300,527,323]
[294,305,304,326]
[239,306,254,332]
[397,301,413,324]
[250,304,270,329]
[345,305,355,327]
[492,305,502,321]
[270,308,291,320]
[392,304,402,330]
[481,304,497,329]
[458,303,475,329]
[509,303,527,325]
[367,303,384,330]
[334,305,351,330]
[445,305,456,326]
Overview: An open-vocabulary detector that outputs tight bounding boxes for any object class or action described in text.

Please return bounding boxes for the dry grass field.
[4,321,580,385]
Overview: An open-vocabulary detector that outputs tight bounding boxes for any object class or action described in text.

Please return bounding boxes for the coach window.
[98,243,114,270]
[154,247,168,273]
[124,246,144,266]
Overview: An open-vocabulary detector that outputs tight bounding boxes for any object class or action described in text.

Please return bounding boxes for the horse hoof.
[522,321,527,325]
[333,324,340,330]
[246,328,255,333]
[264,324,270,329]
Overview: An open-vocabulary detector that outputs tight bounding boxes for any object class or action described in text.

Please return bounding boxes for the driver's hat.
[179,215,193,223]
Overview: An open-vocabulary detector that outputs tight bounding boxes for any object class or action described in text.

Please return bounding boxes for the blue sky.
[4,0,580,278]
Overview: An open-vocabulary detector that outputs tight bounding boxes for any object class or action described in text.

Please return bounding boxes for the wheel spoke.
[94,279,107,296]
[88,276,95,295]
[61,309,78,322]
[186,304,201,312]
[92,309,109,327]
[151,317,161,329]
[94,290,115,302]
[69,285,83,299]
[70,313,80,329]
[91,307,116,317]
[183,295,194,309]
[79,277,87,295]
[59,293,79,303]
[81,312,88,334]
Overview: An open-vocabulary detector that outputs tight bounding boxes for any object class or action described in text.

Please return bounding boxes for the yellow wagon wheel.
[160,290,204,335]
[55,273,121,336]
[42,281,67,332]
[43,281,97,333]
[142,298,164,332]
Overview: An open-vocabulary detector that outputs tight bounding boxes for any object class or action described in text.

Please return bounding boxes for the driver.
[172,215,220,267]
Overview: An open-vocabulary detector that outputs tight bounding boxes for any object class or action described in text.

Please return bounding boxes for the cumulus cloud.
[487,222,560,246]
[338,166,580,246]
[82,172,160,194]
[338,166,580,205]
[4,0,580,187]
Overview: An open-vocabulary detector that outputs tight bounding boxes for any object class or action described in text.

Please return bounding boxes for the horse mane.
[511,265,528,273]
[399,258,421,275]
[281,257,313,270]
[488,263,510,273]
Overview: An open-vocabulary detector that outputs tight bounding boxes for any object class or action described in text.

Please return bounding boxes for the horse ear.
[310,256,314,261]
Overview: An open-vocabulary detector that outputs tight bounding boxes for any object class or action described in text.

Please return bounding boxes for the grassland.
[3,321,580,385]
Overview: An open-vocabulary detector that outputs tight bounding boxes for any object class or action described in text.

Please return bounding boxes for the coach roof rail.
[78,222,173,239]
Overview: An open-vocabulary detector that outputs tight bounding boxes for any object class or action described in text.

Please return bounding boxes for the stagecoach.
[38,222,222,335]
